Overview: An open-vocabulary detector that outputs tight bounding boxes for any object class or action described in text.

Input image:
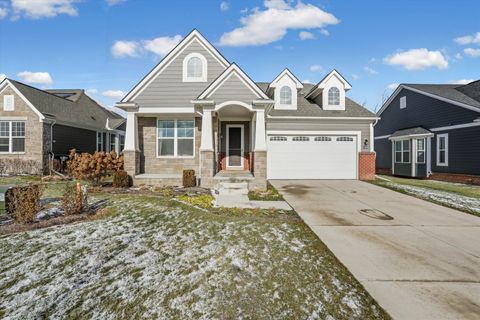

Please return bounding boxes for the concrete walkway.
[271,180,480,320]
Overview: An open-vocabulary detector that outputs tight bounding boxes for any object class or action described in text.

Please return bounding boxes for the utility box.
[0,186,13,214]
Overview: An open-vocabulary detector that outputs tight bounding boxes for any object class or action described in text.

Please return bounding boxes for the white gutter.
[267,115,380,120]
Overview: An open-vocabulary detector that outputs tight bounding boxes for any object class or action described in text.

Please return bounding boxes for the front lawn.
[248,182,284,201]
[0,181,388,319]
[372,175,480,216]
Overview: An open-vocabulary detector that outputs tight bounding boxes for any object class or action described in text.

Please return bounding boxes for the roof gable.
[197,63,270,100]
[268,68,303,89]
[304,70,352,99]
[377,84,480,116]
[0,79,46,121]
[121,29,230,103]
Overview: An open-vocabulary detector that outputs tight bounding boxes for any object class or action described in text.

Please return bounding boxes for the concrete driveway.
[271,180,480,320]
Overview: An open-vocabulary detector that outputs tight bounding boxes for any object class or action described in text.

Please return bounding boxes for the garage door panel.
[267,135,357,179]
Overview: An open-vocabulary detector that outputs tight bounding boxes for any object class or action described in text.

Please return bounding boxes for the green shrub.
[61,182,84,215]
[182,170,196,188]
[177,194,214,209]
[113,170,130,188]
[7,184,44,223]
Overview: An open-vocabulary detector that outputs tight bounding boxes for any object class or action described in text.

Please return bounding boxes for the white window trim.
[328,87,340,106]
[436,133,448,166]
[156,118,195,159]
[182,52,208,82]
[400,96,407,109]
[96,131,104,152]
[394,139,411,164]
[0,120,26,154]
[3,95,14,111]
[279,86,292,105]
[416,138,426,164]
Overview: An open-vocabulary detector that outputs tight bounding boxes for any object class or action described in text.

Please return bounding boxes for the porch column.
[252,109,267,190]
[125,112,139,152]
[123,111,140,178]
[200,109,215,188]
[200,110,213,151]
[254,110,267,151]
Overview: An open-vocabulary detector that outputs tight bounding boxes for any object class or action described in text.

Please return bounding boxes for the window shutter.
[3,95,14,111]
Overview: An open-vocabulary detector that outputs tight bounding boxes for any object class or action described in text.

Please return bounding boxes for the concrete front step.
[217,181,249,196]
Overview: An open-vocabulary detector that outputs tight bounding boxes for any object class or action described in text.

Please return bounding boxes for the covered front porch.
[196,100,269,190]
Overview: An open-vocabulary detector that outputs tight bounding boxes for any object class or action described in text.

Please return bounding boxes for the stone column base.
[252,151,267,190]
[123,150,140,178]
[359,152,376,181]
[200,150,215,188]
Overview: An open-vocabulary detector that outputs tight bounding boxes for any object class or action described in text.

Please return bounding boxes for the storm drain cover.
[358,209,393,220]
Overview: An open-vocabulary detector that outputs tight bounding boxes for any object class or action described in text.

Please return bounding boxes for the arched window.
[280,86,292,104]
[187,57,202,78]
[183,53,207,82]
[328,87,340,105]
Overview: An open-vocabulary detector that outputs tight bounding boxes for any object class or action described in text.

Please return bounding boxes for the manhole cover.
[358,209,393,220]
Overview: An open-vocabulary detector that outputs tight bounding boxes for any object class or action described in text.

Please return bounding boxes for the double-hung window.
[394,139,410,163]
[416,138,425,163]
[437,134,448,166]
[157,119,194,157]
[97,132,103,152]
[110,133,116,152]
[0,120,25,153]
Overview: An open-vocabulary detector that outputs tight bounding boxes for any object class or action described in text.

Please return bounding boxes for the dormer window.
[280,86,292,105]
[183,53,207,82]
[328,87,340,105]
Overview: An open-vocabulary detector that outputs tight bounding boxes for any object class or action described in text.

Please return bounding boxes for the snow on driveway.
[0,195,386,319]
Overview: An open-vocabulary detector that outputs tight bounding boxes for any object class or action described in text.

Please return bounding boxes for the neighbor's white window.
[416,138,425,163]
[157,119,194,157]
[279,86,292,105]
[328,87,340,105]
[0,120,25,153]
[436,134,448,166]
[400,96,407,109]
[109,133,116,152]
[394,139,410,163]
[96,132,103,152]
[3,95,14,111]
[119,135,125,152]
[183,53,207,82]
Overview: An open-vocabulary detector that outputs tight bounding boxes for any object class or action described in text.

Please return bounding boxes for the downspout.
[49,119,56,174]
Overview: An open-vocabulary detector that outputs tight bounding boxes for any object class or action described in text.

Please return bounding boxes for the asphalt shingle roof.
[404,82,480,110]
[10,80,125,130]
[256,82,376,118]
[390,127,432,138]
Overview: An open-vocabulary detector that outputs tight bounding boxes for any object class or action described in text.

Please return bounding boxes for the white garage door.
[267,134,358,179]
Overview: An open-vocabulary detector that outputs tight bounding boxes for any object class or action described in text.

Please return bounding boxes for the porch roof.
[389,127,434,140]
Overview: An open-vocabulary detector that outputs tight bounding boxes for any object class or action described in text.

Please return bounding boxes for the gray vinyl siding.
[52,124,96,155]
[209,74,259,104]
[394,163,411,177]
[416,163,427,178]
[219,121,250,153]
[375,88,480,175]
[375,138,391,169]
[431,126,480,175]
[134,39,227,108]
[375,88,480,137]
[266,119,372,152]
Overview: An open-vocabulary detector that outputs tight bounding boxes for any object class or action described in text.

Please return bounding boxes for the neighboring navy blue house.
[374,80,480,178]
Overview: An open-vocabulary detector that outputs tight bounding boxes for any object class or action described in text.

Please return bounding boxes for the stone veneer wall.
[359,152,376,181]
[200,150,215,188]
[0,86,44,174]
[137,117,202,175]
[251,151,267,190]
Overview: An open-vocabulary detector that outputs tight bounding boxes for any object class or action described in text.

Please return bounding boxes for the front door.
[226,125,244,169]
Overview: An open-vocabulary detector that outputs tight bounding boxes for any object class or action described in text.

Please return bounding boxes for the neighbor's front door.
[226,125,244,169]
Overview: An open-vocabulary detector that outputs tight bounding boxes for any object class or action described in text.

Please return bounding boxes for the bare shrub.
[7,184,44,223]
[113,170,130,188]
[182,170,196,188]
[67,149,124,185]
[61,182,85,215]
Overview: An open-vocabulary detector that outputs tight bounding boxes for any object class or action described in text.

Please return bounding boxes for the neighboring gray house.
[375,81,480,181]
[117,29,377,190]
[0,79,125,174]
